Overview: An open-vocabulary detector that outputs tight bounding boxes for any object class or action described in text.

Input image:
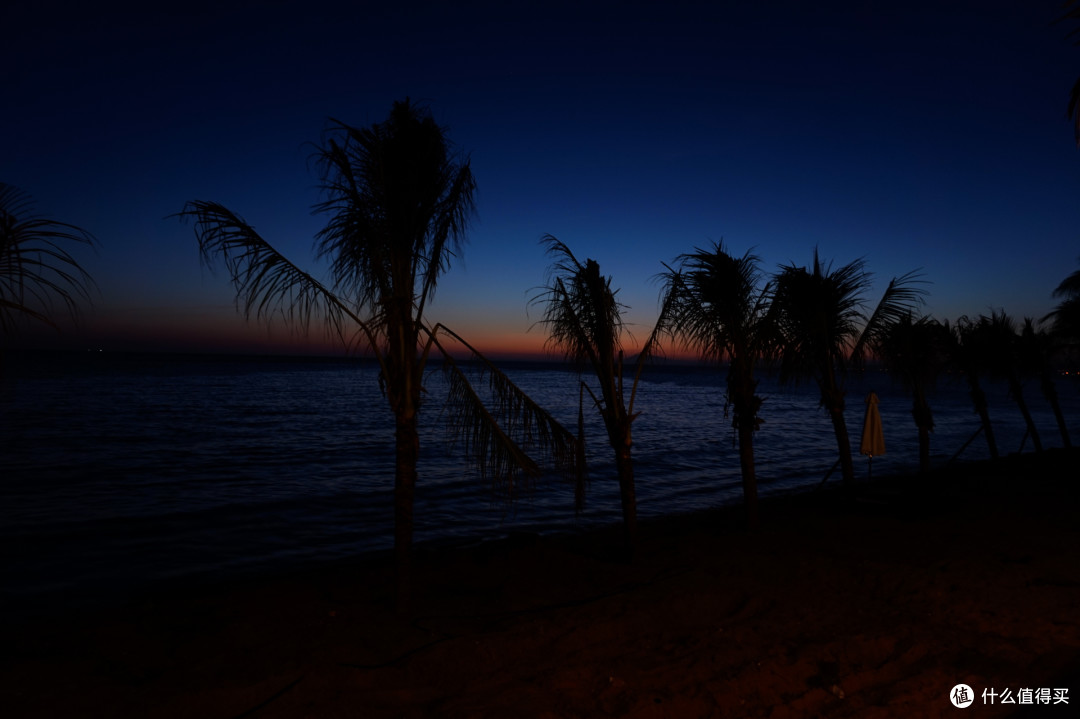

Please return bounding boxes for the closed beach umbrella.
[860,391,885,477]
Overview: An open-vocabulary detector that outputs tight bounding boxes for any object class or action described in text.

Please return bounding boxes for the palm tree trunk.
[614,444,637,552]
[1041,372,1072,448]
[912,389,933,474]
[827,403,856,486]
[819,374,855,486]
[730,363,760,528]
[1008,377,1043,452]
[917,423,930,473]
[394,409,420,610]
[967,380,999,460]
[736,419,759,529]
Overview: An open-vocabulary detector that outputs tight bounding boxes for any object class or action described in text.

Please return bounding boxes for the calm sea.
[2,350,1078,605]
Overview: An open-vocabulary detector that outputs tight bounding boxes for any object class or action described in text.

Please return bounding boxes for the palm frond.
[1044,296,1080,347]
[667,241,771,363]
[174,200,385,364]
[312,100,476,326]
[429,324,581,503]
[0,183,98,332]
[1052,262,1080,299]
[772,253,870,381]
[626,275,679,418]
[852,269,928,362]
[1056,1,1080,144]
[416,158,476,322]
[1069,78,1080,147]
[312,133,390,312]
[530,235,626,370]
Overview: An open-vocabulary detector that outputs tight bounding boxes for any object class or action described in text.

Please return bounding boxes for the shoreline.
[0,445,1011,617]
[4,448,1079,717]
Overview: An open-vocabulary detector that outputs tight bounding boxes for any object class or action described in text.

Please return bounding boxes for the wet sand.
[4,448,1079,718]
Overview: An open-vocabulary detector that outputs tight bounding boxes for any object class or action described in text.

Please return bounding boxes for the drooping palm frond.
[428,324,581,504]
[439,349,539,496]
[175,200,386,368]
[0,183,97,332]
[312,100,476,325]
[851,269,927,363]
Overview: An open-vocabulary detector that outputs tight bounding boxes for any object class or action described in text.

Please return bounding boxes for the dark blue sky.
[5,0,1079,356]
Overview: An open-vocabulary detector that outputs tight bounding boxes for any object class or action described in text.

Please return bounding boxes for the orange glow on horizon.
[28,305,698,362]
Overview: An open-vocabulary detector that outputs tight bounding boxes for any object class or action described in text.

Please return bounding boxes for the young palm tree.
[177,100,577,605]
[530,236,674,550]
[664,241,773,528]
[771,250,923,487]
[873,314,952,473]
[0,183,97,334]
[952,316,1002,460]
[977,310,1043,453]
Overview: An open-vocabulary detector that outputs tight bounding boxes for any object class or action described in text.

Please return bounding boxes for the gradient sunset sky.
[6,0,1080,358]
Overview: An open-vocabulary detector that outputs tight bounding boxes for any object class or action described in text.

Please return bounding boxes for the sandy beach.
[3,448,1079,718]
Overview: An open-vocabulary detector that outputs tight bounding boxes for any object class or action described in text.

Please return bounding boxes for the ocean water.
[2,350,1078,603]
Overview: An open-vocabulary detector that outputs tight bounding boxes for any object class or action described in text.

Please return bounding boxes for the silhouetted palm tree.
[177,100,576,605]
[979,310,1043,453]
[530,236,674,550]
[1,183,97,334]
[771,250,923,487]
[1020,318,1071,449]
[873,314,952,473]
[952,316,1001,460]
[664,241,774,527]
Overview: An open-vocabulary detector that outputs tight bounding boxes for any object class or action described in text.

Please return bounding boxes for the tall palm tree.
[873,314,952,473]
[664,241,773,528]
[0,183,97,334]
[979,310,1043,453]
[951,315,1000,460]
[1020,318,1071,449]
[530,236,674,550]
[177,100,577,605]
[771,250,923,487]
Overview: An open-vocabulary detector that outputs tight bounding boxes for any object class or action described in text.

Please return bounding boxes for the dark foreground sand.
[4,449,1079,718]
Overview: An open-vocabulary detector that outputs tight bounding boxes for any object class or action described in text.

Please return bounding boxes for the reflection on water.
[2,351,1077,601]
